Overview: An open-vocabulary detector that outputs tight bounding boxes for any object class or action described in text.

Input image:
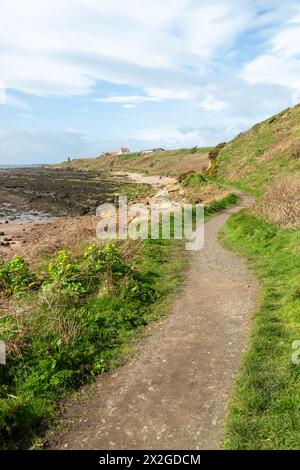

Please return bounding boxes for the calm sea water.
[0,164,45,169]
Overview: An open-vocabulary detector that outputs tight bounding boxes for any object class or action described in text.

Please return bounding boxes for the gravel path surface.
[51,192,257,450]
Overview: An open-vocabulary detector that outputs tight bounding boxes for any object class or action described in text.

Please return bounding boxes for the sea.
[0,164,45,169]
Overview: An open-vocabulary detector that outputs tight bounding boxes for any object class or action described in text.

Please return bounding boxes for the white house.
[117,147,130,155]
[140,148,165,155]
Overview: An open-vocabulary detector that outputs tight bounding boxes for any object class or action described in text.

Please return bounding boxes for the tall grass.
[257,175,300,228]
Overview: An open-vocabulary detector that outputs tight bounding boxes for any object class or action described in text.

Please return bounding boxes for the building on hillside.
[117,147,130,155]
[139,148,165,155]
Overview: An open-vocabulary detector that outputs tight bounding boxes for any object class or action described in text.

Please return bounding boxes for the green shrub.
[0,238,184,449]
[182,173,208,187]
[43,250,87,301]
[0,257,36,297]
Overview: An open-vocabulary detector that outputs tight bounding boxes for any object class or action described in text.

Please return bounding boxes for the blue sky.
[1,0,300,164]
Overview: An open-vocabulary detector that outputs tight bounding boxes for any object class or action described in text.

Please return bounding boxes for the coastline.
[0,167,155,258]
[0,169,178,260]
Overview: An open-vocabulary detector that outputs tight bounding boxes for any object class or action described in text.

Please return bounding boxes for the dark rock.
[79,207,90,216]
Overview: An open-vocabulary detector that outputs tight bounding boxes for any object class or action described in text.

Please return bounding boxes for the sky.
[1,0,300,164]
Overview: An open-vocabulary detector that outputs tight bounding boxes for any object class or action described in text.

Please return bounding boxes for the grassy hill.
[59,147,212,176]
[217,105,300,194]
[218,104,300,449]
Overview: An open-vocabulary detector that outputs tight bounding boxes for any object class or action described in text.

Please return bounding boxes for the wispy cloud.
[94,87,194,106]
[242,4,300,93]
[199,94,227,112]
[94,95,159,104]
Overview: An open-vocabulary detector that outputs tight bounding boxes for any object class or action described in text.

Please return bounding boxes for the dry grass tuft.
[256,175,300,228]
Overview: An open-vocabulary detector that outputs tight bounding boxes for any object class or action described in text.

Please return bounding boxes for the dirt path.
[50,192,257,450]
[113,171,178,187]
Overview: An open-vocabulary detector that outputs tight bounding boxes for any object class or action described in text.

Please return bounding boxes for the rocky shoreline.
[0,167,139,256]
[0,169,179,259]
[0,167,127,221]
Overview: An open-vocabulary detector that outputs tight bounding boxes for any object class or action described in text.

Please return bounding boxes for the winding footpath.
[52,191,257,450]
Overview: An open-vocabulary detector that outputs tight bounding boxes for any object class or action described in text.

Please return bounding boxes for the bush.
[0,257,37,297]
[208,142,226,161]
[257,175,300,228]
[182,173,208,187]
[43,250,87,301]
[206,160,218,176]
[177,171,195,183]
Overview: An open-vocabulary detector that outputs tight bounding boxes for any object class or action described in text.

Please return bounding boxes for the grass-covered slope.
[220,211,300,449]
[217,105,300,194]
[59,147,211,176]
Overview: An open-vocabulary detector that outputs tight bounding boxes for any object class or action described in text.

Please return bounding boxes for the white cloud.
[242,9,300,96]
[179,1,253,59]
[95,87,194,106]
[135,127,203,147]
[271,26,300,58]
[1,0,300,165]
[95,95,158,104]
[0,0,256,97]
[243,55,300,90]
[145,87,193,100]
[199,94,227,111]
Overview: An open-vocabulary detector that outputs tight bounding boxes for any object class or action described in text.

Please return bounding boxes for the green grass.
[181,173,208,187]
[220,211,300,449]
[0,238,186,450]
[204,193,238,217]
[59,146,211,176]
[111,182,153,202]
[217,104,300,194]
